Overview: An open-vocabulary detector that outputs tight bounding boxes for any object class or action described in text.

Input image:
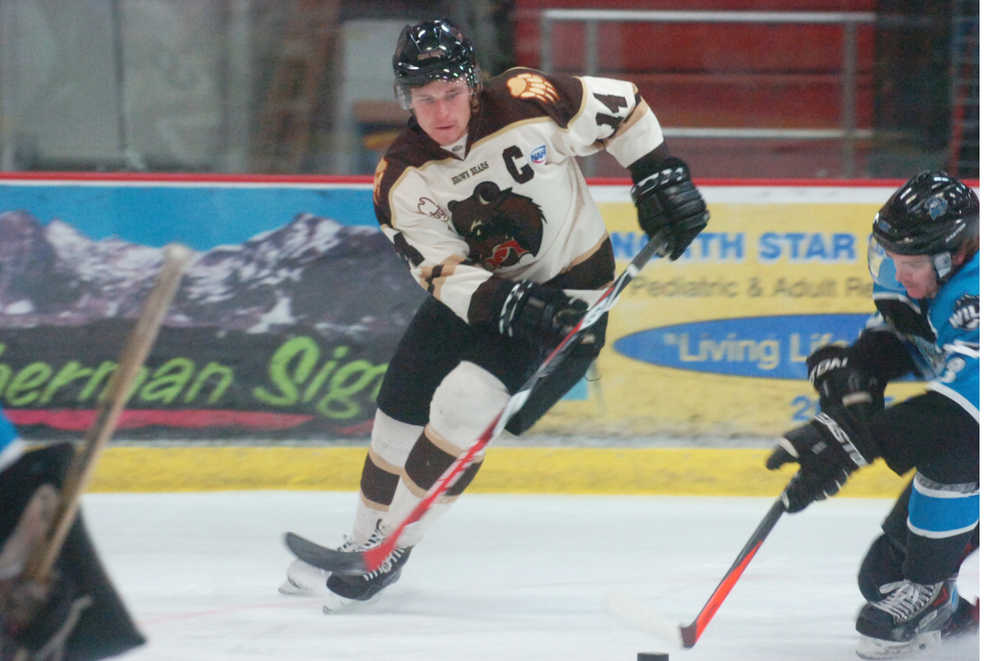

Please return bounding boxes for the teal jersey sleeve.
[870,253,978,420]
[926,253,979,419]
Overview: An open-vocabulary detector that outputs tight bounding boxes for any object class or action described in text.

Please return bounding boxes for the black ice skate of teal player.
[279,18,708,612]
[1,408,145,659]
[766,171,979,659]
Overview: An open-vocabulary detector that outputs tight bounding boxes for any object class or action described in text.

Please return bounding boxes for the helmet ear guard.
[930,252,954,282]
[392,18,480,109]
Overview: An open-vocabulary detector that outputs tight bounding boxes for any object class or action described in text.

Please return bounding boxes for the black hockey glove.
[766,404,879,513]
[494,280,589,348]
[630,157,709,260]
[807,344,885,418]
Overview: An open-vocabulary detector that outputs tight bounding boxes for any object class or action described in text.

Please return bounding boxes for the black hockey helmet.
[870,170,979,282]
[392,19,480,107]
[873,170,978,255]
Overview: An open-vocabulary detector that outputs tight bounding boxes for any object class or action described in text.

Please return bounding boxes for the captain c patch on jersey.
[447,180,545,271]
[949,294,979,330]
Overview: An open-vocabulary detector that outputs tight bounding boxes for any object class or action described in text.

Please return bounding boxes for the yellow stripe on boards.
[89,446,908,497]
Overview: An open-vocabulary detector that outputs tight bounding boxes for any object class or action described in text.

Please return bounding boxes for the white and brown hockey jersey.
[372,67,664,327]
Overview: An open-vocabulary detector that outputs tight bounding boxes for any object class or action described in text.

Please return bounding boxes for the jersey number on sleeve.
[593,93,628,132]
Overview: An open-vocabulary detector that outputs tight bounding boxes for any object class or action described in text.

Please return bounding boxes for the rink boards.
[0,175,926,444]
[0,176,933,498]
[89,445,910,497]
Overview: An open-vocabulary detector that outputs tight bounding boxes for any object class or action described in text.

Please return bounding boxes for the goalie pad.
[0,443,145,660]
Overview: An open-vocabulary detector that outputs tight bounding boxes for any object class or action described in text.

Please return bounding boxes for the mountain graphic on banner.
[0,210,420,338]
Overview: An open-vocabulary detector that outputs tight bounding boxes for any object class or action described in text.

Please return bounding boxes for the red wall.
[512,1,877,177]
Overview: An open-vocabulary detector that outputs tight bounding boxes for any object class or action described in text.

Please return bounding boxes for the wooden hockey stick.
[22,244,192,583]
[678,497,786,647]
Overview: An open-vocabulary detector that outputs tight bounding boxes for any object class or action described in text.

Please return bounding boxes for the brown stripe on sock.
[359,493,390,513]
[404,432,460,491]
[446,460,483,496]
[360,453,400,506]
[424,423,468,458]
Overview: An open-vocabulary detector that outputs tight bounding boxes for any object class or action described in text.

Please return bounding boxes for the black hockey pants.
[376,294,607,435]
[858,392,979,595]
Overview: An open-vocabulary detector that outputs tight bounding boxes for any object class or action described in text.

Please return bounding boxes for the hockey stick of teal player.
[678,387,881,647]
[678,497,787,647]
[285,229,672,575]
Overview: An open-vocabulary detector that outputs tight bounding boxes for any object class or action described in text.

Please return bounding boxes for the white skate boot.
[277,559,331,596]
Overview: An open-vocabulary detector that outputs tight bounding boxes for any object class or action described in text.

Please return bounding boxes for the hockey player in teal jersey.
[766,171,979,658]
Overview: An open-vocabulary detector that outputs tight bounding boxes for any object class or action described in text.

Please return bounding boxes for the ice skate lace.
[361,546,409,581]
[873,581,941,623]
[331,526,406,580]
[334,527,384,553]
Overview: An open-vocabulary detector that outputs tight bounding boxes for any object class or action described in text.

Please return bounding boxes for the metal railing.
[539,9,876,177]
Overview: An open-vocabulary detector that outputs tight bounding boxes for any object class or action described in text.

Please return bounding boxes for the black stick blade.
[679,622,699,648]
[284,532,367,575]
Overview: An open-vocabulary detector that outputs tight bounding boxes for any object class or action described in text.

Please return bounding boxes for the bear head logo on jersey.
[447,181,545,270]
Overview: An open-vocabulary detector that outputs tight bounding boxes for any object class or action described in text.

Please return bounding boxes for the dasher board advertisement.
[0,175,921,440]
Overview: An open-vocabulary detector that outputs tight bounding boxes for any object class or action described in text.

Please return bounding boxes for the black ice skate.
[280,526,384,597]
[855,578,959,659]
[323,537,412,613]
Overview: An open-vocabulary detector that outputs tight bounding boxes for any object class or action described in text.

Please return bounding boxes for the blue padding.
[908,487,979,534]
[0,409,16,454]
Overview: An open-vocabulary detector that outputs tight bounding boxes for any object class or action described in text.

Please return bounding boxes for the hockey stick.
[22,244,192,583]
[678,497,786,648]
[285,229,671,575]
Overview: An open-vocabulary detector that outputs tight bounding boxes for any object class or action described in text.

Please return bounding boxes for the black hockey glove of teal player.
[630,156,709,260]
[806,344,885,418]
[766,404,879,513]
[493,280,590,349]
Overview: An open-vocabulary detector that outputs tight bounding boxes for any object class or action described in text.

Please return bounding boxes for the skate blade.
[322,592,383,615]
[856,631,941,659]
[278,560,331,597]
[278,579,318,597]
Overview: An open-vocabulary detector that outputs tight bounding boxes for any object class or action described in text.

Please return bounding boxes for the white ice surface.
[82,491,980,661]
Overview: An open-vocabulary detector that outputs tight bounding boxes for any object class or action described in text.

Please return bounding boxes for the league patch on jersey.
[507,72,559,104]
[447,180,545,270]
[949,294,979,330]
[417,196,449,222]
[530,145,547,164]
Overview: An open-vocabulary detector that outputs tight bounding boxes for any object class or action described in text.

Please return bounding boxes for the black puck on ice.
[637,654,668,661]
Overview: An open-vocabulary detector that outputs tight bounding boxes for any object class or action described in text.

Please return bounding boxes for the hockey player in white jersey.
[767,171,979,658]
[279,18,708,611]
